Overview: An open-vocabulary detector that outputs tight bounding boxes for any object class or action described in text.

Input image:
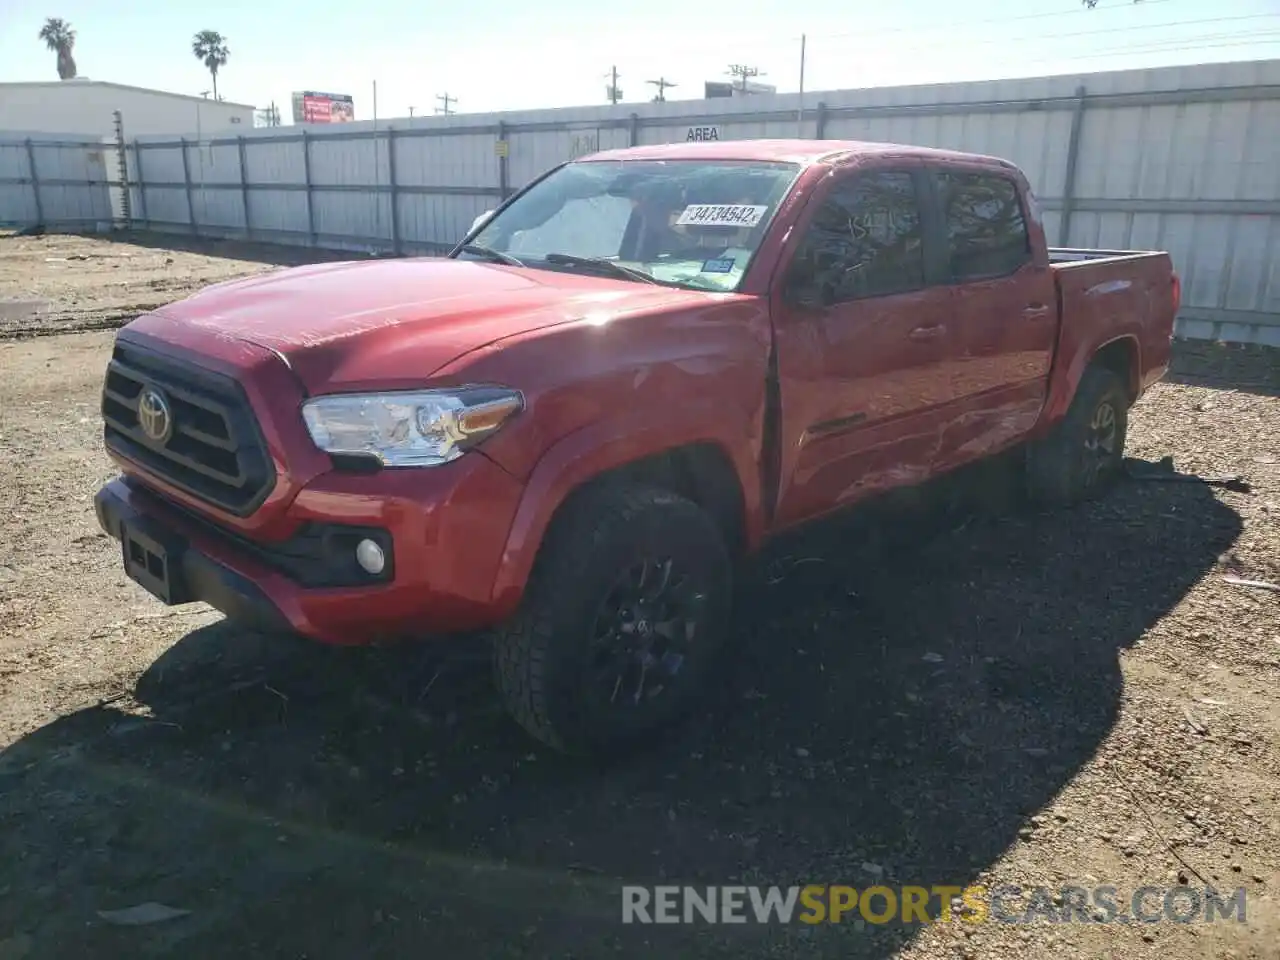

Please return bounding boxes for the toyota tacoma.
[94,139,1179,753]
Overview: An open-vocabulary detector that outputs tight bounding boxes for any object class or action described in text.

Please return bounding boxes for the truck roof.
[586,138,1010,169]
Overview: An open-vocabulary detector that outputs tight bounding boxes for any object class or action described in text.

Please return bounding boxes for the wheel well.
[1092,337,1139,402]
[549,443,748,559]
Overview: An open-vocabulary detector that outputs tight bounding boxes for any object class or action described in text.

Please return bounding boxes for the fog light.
[355,538,386,575]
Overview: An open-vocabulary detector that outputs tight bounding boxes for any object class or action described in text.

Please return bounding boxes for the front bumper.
[95,453,526,644]
[96,481,293,635]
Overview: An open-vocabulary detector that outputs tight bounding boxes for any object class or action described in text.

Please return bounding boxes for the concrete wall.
[2,59,1278,345]
[0,81,254,139]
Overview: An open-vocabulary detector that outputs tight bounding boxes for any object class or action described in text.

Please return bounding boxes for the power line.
[589,5,1269,102]
[815,11,1280,56]
[997,28,1280,60]
[818,0,1182,44]
[961,38,1275,78]
[615,0,1183,61]
[660,13,1275,99]
[646,77,677,102]
[1011,31,1280,62]
[896,31,1280,82]
[949,30,1280,77]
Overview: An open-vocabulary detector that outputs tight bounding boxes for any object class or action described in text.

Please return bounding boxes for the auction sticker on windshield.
[676,204,768,228]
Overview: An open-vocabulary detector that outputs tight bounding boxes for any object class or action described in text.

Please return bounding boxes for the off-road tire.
[492,484,732,755]
[1026,363,1130,506]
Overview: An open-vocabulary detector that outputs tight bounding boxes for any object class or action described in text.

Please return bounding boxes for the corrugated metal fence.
[0,133,116,228]
[2,59,1278,346]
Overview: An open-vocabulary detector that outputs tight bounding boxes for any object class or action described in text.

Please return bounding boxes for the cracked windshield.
[464,160,799,290]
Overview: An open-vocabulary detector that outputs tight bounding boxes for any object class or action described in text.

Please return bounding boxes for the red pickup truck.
[94,139,1178,753]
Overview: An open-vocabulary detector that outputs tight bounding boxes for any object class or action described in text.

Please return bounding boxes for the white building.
[0,80,254,138]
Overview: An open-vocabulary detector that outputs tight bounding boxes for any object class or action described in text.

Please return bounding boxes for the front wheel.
[492,484,732,755]
[1026,364,1130,506]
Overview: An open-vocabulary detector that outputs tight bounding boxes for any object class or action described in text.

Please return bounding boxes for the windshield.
[457,159,801,292]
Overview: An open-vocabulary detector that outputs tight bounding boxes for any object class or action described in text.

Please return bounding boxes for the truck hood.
[148,257,721,392]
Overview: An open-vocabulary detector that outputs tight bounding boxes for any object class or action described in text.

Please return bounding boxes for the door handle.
[909,324,946,341]
[1023,303,1051,318]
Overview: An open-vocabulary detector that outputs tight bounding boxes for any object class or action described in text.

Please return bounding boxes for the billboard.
[291,91,355,124]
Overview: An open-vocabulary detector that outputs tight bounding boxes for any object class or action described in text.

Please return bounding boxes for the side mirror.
[469,210,496,234]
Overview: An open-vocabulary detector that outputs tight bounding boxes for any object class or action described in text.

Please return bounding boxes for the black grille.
[102,341,276,516]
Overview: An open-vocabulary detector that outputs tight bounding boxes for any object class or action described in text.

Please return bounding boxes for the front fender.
[488,407,764,613]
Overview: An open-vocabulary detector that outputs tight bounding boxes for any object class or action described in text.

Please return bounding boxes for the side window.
[791,171,925,302]
[936,172,1030,280]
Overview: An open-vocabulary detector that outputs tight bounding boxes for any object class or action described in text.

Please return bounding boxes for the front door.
[771,166,956,529]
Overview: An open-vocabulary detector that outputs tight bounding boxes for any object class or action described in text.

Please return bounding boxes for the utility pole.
[646,77,676,102]
[605,66,622,105]
[727,63,764,93]
[112,110,131,224]
[408,106,415,118]
[435,92,456,115]
[256,102,281,127]
[796,34,806,137]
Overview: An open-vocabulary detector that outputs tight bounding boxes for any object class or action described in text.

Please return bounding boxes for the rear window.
[935,172,1030,280]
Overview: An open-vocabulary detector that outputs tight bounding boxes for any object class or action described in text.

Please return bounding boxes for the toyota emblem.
[137,387,173,444]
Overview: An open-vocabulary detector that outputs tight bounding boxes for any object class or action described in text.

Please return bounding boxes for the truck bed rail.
[1048,247,1161,264]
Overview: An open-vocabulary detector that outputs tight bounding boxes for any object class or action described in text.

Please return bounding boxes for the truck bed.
[1042,247,1178,422]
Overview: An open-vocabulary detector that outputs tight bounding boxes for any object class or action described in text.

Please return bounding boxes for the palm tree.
[38,18,77,80]
[192,30,229,100]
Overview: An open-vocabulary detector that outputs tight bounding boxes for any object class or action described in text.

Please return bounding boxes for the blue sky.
[3,0,1279,120]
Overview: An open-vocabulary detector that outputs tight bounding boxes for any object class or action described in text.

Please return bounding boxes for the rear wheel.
[1026,363,1130,506]
[492,484,732,755]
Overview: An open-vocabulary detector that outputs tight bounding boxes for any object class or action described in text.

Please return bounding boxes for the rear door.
[771,165,956,528]
[930,168,1058,469]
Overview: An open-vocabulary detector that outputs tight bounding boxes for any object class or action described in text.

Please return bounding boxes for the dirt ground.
[0,230,348,338]
[1,230,1278,960]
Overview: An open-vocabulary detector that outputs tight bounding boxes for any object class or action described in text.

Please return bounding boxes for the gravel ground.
[0,232,1278,959]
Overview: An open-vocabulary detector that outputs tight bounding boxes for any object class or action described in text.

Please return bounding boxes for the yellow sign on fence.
[494,139,509,158]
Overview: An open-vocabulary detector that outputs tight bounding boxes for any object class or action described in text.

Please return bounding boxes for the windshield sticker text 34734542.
[677,204,767,228]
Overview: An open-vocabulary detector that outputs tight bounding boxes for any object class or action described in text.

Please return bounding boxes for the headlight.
[301,387,523,467]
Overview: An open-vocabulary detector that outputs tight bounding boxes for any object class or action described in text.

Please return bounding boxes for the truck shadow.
[0,461,1243,959]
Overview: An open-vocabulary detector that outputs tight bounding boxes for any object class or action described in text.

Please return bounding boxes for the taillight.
[1171,273,1182,315]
